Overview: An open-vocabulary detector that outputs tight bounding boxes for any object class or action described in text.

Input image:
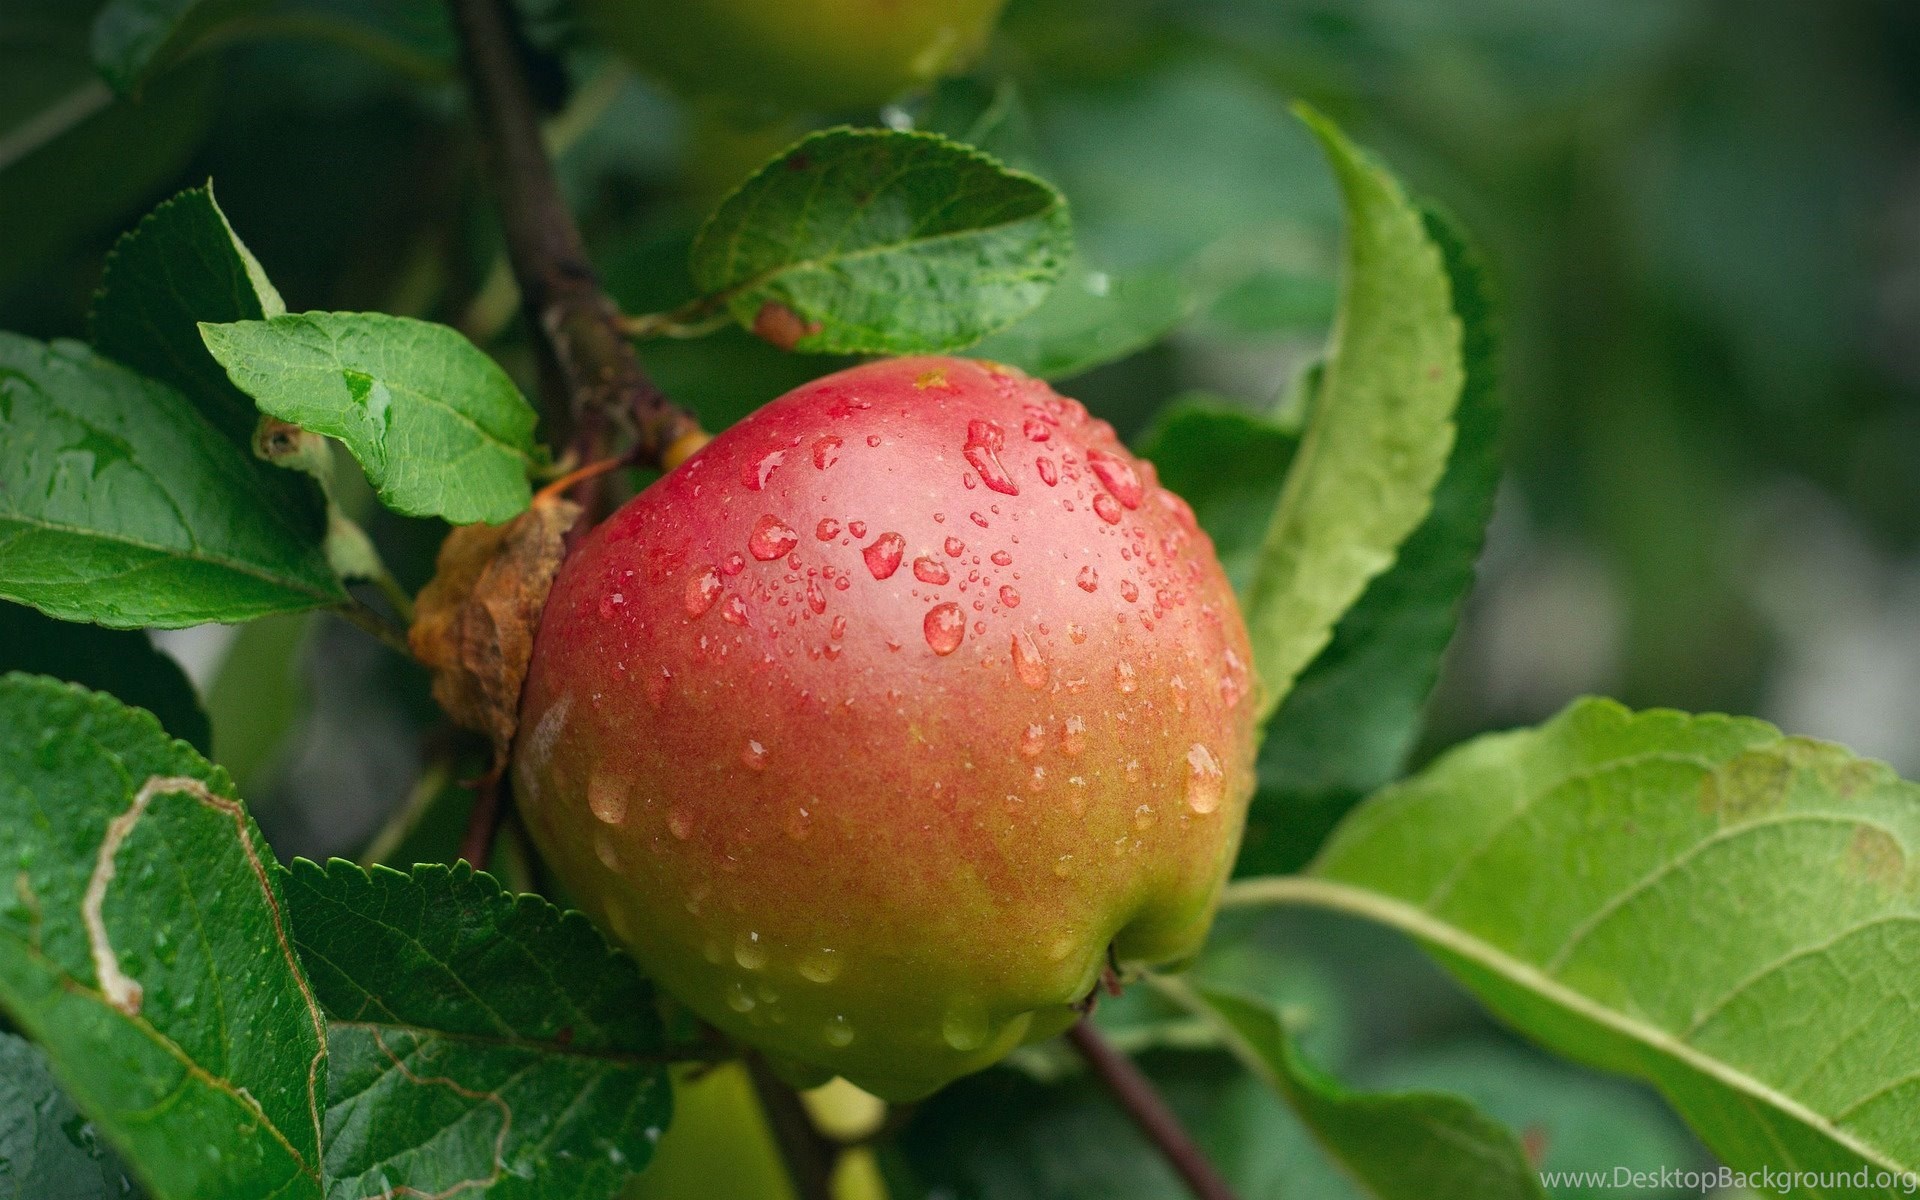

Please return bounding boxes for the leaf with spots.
[0,333,344,628]
[0,673,326,1200]
[283,859,672,1200]
[1234,698,1920,1191]
[1242,107,1464,725]
[690,127,1072,356]
[199,312,540,524]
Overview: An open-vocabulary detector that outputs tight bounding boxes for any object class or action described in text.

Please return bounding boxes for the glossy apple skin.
[512,357,1258,1099]
[581,0,1008,114]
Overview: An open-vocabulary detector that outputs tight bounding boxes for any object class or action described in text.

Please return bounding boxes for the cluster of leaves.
[3,1,1917,1198]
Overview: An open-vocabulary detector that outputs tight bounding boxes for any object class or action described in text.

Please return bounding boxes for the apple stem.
[457,761,506,870]
[1067,1018,1242,1200]
[745,1054,840,1200]
[445,0,705,502]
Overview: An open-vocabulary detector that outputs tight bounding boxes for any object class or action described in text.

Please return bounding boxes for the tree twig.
[745,1055,839,1200]
[1066,1018,1241,1200]
[336,597,413,655]
[457,762,506,869]
[445,0,704,507]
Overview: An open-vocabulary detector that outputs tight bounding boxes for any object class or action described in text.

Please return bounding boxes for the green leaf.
[969,55,1341,379]
[1134,399,1299,595]
[0,674,326,1200]
[1364,1038,1708,1199]
[200,312,540,524]
[1242,108,1464,725]
[970,258,1196,380]
[90,182,286,445]
[1241,206,1502,874]
[886,1052,1367,1200]
[1241,698,1920,1188]
[0,601,209,752]
[0,4,218,295]
[1178,983,1544,1199]
[89,0,258,94]
[689,127,1072,356]
[0,333,344,628]
[0,1031,143,1200]
[283,859,671,1199]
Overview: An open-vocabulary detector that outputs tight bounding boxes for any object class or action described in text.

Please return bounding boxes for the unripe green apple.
[513,357,1258,1099]
[577,0,1007,113]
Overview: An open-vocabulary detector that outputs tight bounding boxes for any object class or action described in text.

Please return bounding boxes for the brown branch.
[745,1054,838,1200]
[446,0,703,509]
[1067,1018,1241,1200]
[457,762,505,869]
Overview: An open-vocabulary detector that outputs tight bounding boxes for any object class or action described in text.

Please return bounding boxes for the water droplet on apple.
[830,615,848,639]
[593,831,619,869]
[913,555,950,585]
[847,520,868,539]
[1135,803,1157,830]
[741,739,768,771]
[805,577,826,614]
[1036,456,1058,486]
[667,806,694,839]
[748,514,799,560]
[1119,579,1139,603]
[812,436,842,469]
[863,532,905,579]
[1018,722,1046,759]
[924,602,965,655]
[1023,418,1051,442]
[722,552,746,576]
[1010,632,1049,689]
[816,517,840,541]
[944,536,966,557]
[941,999,990,1051]
[1093,492,1122,524]
[1076,566,1098,593]
[743,449,785,490]
[1087,449,1144,508]
[1170,676,1188,713]
[998,585,1020,608]
[1061,715,1086,757]
[824,1015,855,1047]
[685,568,722,617]
[726,982,756,1012]
[1113,660,1137,694]
[735,931,770,971]
[962,419,1019,495]
[588,775,628,824]
[991,550,1012,566]
[1186,743,1223,813]
[798,949,841,983]
[721,594,749,625]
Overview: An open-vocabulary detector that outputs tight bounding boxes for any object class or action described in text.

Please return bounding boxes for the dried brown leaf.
[409,496,580,752]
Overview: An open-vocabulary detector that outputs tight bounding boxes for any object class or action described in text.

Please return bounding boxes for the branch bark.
[446,0,703,480]
[1067,1018,1241,1200]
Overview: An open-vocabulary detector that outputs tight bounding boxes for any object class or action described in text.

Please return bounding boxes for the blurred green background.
[4,0,1915,1193]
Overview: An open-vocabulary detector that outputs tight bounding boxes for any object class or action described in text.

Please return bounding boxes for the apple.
[578,0,1008,114]
[512,357,1258,1099]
